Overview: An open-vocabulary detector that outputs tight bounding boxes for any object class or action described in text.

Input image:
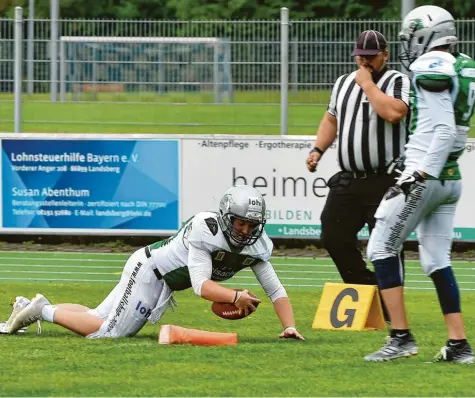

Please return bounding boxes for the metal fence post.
[14,7,23,134]
[280,7,289,136]
[27,0,34,95]
[401,0,415,19]
[292,41,298,93]
[50,0,59,102]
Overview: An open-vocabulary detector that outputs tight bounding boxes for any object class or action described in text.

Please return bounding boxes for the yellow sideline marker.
[312,283,386,331]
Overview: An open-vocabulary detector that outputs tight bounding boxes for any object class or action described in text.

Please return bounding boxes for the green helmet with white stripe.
[399,5,457,70]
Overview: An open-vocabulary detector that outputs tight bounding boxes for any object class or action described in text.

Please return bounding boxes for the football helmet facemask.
[217,185,266,247]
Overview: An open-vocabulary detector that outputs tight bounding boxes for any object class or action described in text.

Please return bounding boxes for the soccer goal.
[59,36,233,103]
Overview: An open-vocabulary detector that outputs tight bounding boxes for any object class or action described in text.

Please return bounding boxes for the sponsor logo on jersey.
[212,266,236,280]
[135,301,152,318]
[429,60,443,69]
[106,260,142,333]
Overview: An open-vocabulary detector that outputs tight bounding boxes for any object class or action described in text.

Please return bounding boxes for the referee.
[306,30,410,313]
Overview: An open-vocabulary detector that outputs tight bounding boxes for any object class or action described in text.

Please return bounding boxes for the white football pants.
[87,247,167,338]
[367,179,461,276]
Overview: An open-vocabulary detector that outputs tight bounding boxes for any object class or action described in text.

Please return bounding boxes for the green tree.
[1,0,475,20]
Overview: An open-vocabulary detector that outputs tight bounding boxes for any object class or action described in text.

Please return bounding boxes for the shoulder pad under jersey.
[241,231,274,262]
[410,51,456,77]
[187,212,225,250]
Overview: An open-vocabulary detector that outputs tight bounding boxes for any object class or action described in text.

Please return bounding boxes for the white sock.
[41,305,56,323]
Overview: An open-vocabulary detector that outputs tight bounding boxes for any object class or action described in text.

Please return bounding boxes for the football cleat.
[364,335,418,361]
[433,342,474,364]
[0,296,31,334]
[7,294,49,335]
[0,296,45,334]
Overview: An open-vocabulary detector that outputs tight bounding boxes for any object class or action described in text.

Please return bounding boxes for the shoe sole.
[0,322,26,334]
[453,358,475,364]
[364,351,418,362]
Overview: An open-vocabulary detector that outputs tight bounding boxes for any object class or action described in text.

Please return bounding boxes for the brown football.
[211,289,259,320]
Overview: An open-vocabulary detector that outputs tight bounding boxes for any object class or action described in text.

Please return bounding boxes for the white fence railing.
[3,7,475,134]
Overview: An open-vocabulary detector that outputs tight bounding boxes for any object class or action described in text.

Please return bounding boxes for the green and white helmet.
[217,185,266,247]
[399,5,457,70]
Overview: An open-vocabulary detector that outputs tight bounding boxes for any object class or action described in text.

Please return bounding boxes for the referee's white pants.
[367,179,461,276]
[86,248,167,338]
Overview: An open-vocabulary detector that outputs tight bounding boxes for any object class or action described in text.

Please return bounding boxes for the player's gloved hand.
[279,326,305,341]
[234,289,261,317]
[396,170,426,198]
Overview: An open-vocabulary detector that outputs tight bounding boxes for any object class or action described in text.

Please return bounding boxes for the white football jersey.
[404,51,458,177]
[148,211,274,291]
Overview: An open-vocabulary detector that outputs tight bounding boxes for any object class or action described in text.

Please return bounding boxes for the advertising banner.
[1,134,475,241]
[181,137,332,239]
[181,136,475,241]
[2,139,179,233]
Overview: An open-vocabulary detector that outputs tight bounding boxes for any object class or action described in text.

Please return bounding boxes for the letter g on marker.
[330,288,358,328]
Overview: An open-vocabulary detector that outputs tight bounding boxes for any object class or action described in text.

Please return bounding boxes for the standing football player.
[4,185,304,341]
[364,5,474,363]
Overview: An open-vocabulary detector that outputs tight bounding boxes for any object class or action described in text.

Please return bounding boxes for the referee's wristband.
[309,146,325,157]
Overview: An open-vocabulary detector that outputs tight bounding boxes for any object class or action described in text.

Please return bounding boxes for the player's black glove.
[396,171,426,199]
[385,171,426,201]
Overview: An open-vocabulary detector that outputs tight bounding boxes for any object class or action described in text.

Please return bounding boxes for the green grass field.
[0,251,474,396]
[1,92,474,136]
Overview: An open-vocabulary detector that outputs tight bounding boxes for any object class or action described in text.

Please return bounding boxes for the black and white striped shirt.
[328,68,410,173]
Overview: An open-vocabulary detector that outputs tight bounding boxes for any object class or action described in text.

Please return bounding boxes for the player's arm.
[358,75,409,124]
[188,243,235,303]
[252,261,305,340]
[416,76,457,178]
[186,216,236,303]
[187,242,260,311]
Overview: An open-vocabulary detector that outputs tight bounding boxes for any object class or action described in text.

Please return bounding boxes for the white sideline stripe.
[0,261,474,273]
[0,263,474,276]
[221,282,475,291]
[0,251,472,264]
[0,276,474,291]
[0,265,473,279]
[0,270,119,275]
[271,257,475,264]
[0,256,125,263]
[233,275,475,285]
[0,250,130,256]
[272,263,475,268]
[0,277,119,282]
[0,264,123,269]
[0,266,474,281]
[273,264,475,271]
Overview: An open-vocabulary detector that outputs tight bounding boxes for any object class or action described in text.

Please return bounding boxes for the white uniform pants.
[367,179,461,276]
[87,247,167,338]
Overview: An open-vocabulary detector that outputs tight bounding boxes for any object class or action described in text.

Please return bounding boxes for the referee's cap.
[352,30,388,56]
